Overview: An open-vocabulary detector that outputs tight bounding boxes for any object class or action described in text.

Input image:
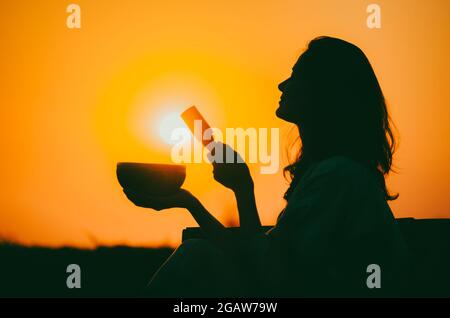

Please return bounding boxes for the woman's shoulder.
[303,155,374,184]
[284,155,380,206]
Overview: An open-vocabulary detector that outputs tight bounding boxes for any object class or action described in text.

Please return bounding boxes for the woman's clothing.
[258,155,410,296]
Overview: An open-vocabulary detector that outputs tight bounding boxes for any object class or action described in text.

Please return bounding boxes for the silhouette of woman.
[123,36,410,297]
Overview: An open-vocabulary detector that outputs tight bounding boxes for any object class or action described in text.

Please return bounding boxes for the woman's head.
[278,36,398,200]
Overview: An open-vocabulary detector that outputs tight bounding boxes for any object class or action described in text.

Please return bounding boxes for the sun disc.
[158,111,191,145]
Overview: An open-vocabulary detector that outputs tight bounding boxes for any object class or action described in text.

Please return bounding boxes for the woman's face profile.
[276,57,309,124]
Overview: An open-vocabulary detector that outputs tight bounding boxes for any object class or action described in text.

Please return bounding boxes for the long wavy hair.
[283,36,398,201]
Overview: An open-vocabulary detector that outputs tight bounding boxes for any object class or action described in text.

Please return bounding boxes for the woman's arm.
[185,196,231,247]
[233,181,261,234]
[123,188,232,247]
[210,142,262,234]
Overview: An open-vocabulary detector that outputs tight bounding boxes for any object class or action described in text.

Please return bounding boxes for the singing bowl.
[116,162,186,195]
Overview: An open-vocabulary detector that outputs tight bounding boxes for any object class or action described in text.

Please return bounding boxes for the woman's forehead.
[293,51,309,73]
[292,57,305,73]
[290,53,314,82]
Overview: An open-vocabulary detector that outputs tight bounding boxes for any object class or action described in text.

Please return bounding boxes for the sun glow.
[158,111,191,145]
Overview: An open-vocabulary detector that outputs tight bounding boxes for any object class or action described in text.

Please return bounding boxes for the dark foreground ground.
[0,244,173,297]
[0,218,449,297]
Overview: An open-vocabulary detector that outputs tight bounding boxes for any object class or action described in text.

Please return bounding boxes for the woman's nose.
[278,79,289,92]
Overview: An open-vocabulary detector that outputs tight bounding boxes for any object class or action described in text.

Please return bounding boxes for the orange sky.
[0,0,449,248]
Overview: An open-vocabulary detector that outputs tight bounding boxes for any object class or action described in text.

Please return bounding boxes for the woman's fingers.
[207,142,245,164]
[122,188,195,210]
[123,189,164,210]
[123,189,147,207]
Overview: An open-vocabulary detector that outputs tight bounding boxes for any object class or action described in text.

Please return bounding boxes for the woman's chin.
[275,107,284,118]
[276,107,296,123]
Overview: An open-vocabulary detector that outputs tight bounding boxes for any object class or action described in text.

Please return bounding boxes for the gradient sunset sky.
[1,0,449,248]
